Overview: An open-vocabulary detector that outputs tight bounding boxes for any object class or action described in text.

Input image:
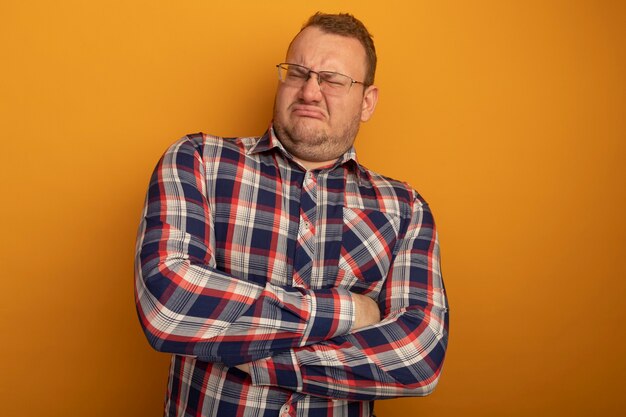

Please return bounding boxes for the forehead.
[286,26,367,76]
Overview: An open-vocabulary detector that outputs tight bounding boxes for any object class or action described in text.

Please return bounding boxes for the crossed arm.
[135,138,448,401]
[242,192,448,400]
[234,294,380,372]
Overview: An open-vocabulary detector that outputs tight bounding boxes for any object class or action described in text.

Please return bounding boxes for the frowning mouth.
[291,105,326,120]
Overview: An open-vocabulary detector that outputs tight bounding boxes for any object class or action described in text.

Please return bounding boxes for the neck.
[293,156,337,171]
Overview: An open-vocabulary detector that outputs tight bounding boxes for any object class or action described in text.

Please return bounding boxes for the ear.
[360,85,379,122]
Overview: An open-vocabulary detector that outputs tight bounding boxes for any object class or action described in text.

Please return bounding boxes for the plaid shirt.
[135,127,449,417]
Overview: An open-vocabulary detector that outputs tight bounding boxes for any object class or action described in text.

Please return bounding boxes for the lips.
[291,104,326,120]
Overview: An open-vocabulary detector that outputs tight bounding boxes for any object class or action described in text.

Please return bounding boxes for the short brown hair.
[298,12,377,86]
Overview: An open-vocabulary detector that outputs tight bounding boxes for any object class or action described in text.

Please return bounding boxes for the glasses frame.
[276,63,367,94]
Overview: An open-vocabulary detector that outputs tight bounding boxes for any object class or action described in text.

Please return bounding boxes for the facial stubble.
[273,102,362,163]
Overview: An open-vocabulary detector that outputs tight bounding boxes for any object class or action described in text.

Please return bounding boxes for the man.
[135,12,448,417]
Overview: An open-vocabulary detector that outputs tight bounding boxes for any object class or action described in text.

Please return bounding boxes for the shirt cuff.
[249,350,300,389]
[303,287,355,343]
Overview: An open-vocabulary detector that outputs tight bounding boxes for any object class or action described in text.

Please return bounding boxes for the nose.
[299,72,323,102]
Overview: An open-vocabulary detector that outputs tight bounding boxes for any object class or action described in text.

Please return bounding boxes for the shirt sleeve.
[248,194,449,400]
[134,137,355,366]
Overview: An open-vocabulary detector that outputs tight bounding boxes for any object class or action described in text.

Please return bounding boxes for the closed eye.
[287,67,309,79]
[320,72,348,86]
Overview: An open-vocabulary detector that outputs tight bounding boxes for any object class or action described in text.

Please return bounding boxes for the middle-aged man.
[135,12,449,417]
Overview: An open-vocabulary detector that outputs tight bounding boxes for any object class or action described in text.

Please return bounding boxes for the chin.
[293,128,328,146]
[278,119,325,143]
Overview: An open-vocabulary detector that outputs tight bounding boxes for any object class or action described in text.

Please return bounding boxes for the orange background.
[1,1,625,416]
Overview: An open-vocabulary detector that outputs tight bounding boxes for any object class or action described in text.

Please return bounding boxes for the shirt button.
[280,403,290,416]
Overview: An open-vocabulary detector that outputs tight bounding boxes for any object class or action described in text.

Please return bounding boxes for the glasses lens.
[278,64,307,86]
[276,64,353,95]
[318,72,351,94]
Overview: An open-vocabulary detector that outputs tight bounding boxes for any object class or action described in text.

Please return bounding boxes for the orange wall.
[1,1,625,416]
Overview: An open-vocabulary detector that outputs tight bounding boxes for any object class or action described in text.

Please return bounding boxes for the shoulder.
[159,133,263,167]
[171,133,259,155]
[355,164,428,217]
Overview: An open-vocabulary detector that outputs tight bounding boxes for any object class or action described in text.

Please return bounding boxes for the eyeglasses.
[276,63,366,95]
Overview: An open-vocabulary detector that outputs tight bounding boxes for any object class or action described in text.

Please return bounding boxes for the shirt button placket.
[300,171,316,232]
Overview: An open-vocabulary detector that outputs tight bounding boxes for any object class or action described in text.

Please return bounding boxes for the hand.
[235,363,250,374]
[352,293,381,330]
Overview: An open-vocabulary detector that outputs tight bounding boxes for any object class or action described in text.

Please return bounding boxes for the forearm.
[234,291,380,374]
[247,303,448,400]
[136,259,355,365]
